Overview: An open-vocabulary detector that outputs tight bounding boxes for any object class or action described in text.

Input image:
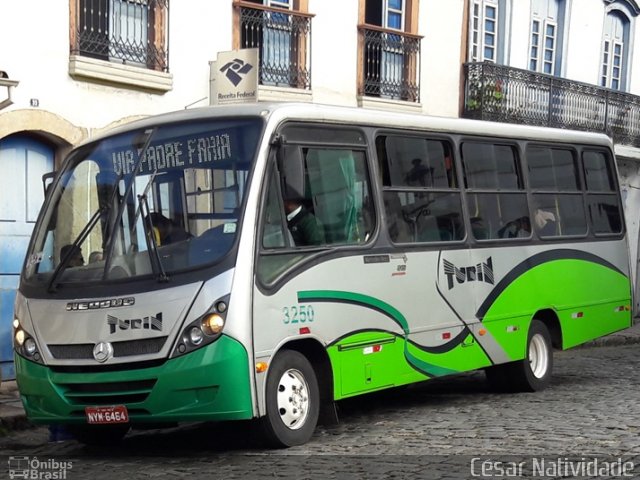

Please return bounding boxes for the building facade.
[0,0,639,379]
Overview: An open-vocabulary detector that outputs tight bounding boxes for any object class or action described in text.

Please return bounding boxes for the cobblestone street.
[1,344,640,478]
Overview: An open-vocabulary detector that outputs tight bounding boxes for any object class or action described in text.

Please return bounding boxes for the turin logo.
[107,312,163,334]
[443,257,494,290]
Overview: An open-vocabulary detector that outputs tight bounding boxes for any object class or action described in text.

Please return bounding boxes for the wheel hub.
[276,368,309,430]
[529,333,549,379]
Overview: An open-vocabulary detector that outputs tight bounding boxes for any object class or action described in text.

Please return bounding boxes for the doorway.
[0,135,54,380]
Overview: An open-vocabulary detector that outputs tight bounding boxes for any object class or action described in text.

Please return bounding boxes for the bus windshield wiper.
[102,128,155,275]
[138,192,169,282]
[47,207,104,293]
[129,169,159,241]
[47,169,126,293]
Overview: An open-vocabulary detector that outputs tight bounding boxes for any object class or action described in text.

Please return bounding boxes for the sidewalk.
[0,379,31,432]
[2,322,640,434]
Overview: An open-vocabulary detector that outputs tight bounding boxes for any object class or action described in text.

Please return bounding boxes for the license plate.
[85,405,129,424]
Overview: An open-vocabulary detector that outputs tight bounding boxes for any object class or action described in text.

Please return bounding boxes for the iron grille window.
[239,3,311,89]
[73,0,169,72]
[361,27,420,102]
[360,0,421,102]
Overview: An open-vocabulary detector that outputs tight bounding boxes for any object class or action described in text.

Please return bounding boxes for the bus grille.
[58,379,157,405]
[48,337,168,360]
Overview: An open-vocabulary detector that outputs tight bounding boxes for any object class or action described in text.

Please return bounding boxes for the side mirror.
[42,171,58,230]
[277,145,305,200]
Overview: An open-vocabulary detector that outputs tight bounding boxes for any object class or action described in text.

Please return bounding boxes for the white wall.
[0,1,232,133]
[507,0,532,70]
[170,2,234,112]
[419,0,466,118]
[309,0,359,106]
[563,1,605,85]
[617,157,640,307]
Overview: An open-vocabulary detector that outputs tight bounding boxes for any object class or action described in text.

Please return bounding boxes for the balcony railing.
[238,2,312,89]
[71,0,169,72]
[463,62,640,147]
[360,26,421,102]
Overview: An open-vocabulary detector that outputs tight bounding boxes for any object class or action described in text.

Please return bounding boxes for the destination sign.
[111,132,233,176]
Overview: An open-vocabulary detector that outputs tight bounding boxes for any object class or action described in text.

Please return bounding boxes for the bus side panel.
[254,252,494,402]
[327,329,492,399]
[479,256,631,358]
[558,301,631,349]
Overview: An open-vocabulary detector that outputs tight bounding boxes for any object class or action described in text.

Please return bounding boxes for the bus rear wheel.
[486,319,553,392]
[260,349,319,448]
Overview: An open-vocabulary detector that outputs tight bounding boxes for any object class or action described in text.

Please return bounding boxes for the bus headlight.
[13,319,43,364]
[172,296,229,358]
[188,327,204,346]
[202,314,225,335]
[15,329,25,347]
[24,338,38,356]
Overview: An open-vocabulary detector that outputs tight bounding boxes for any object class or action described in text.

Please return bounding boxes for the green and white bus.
[14,103,632,447]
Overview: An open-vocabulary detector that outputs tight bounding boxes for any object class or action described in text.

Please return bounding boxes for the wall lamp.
[0,70,19,110]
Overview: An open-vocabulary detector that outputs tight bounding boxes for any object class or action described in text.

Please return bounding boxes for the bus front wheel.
[486,319,553,392]
[260,349,320,448]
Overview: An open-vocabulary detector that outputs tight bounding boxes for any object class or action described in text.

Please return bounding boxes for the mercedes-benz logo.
[93,341,113,363]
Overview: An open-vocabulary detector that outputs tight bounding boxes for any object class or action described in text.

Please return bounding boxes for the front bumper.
[15,334,253,425]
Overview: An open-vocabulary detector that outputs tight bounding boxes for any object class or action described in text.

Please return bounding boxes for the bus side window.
[278,147,373,247]
[583,150,622,235]
[462,142,529,240]
[305,148,372,245]
[528,145,586,238]
[377,134,463,244]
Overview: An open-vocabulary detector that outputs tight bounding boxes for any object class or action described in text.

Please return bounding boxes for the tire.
[485,319,553,392]
[67,424,129,446]
[260,350,320,448]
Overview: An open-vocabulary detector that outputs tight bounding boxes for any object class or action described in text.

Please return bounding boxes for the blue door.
[0,136,53,380]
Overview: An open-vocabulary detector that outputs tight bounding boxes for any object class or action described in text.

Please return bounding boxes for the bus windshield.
[24,117,262,286]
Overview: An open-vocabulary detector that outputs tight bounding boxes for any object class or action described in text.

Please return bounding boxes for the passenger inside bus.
[283,197,325,246]
[88,251,103,263]
[470,216,489,240]
[497,216,531,238]
[60,244,84,267]
[534,208,558,236]
[405,158,433,187]
[149,213,191,245]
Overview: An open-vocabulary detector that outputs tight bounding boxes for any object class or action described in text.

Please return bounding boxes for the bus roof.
[86,102,614,149]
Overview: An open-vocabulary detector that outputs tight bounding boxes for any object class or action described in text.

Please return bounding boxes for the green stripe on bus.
[298,290,410,334]
[298,290,491,395]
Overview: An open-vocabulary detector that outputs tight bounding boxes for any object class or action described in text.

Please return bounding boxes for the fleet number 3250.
[283,305,315,324]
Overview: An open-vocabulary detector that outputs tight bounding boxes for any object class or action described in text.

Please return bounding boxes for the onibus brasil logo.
[8,456,73,479]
